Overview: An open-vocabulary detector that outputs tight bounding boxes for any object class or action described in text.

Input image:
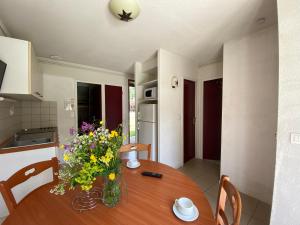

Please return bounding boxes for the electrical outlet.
[291,133,300,144]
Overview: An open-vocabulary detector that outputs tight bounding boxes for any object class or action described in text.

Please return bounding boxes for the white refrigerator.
[138,104,158,161]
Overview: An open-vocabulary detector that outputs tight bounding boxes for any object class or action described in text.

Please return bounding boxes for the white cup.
[128,159,138,167]
[175,197,194,216]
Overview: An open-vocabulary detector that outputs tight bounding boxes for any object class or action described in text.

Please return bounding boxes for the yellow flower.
[108,173,116,181]
[59,144,65,150]
[90,154,97,163]
[100,155,111,166]
[81,184,92,191]
[100,136,106,142]
[63,153,69,162]
[89,131,94,137]
[99,148,114,166]
[100,120,103,125]
[112,130,118,137]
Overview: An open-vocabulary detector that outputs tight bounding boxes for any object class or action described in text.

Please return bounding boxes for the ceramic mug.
[128,159,139,167]
[175,197,194,216]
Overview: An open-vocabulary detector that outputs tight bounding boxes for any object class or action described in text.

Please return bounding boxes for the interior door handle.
[193,117,196,125]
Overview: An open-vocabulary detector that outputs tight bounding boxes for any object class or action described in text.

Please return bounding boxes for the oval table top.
[3,160,215,225]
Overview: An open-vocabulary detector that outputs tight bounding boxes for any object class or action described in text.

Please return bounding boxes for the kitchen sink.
[9,138,52,147]
[2,128,55,148]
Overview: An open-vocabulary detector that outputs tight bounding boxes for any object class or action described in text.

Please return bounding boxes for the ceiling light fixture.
[109,0,140,22]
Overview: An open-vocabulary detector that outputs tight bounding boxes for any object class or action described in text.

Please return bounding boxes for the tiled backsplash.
[0,101,22,143]
[21,101,57,129]
[0,100,57,143]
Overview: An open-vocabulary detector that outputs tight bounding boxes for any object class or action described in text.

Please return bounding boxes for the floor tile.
[196,174,219,191]
[240,192,259,215]
[0,217,6,224]
[248,218,270,225]
[240,213,252,225]
[206,192,217,212]
[178,159,270,225]
[252,201,271,223]
[205,183,219,199]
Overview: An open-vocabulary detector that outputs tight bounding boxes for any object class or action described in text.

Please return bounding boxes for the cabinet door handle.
[35,92,43,97]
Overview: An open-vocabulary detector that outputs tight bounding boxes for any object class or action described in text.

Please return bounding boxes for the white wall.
[222,25,278,204]
[270,0,300,224]
[196,62,223,159]
[40,60,130,160]
[158,49,198,168]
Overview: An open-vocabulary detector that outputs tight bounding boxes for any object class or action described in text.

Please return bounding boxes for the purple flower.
[90,143,96,149]
[81,122,95,133]
[69,127,76,136]
[64,145,71,151]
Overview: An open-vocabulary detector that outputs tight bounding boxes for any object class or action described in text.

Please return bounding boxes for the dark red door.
[105,85,123,131]
[203,79,222,160]
[184,80,196,163]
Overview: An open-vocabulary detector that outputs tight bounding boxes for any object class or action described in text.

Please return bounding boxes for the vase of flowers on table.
[50,121,124,209]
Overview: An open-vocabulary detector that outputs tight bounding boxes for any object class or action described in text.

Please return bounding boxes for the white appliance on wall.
[138,103,158,161]
[144,87,157,100]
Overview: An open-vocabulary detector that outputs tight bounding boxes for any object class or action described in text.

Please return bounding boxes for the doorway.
[203,78,222,160]
[105,85,123,131]
[77,82,102,129]
[128,80,136,143]
[184,79,196,163]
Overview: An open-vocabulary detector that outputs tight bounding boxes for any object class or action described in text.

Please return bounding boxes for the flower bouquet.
[51,121,124,208]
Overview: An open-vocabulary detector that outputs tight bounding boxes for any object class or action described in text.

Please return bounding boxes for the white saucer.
[126,161,141,169]
[172,203,199,222]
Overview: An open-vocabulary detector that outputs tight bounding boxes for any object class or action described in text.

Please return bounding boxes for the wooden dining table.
[3,160,215,225]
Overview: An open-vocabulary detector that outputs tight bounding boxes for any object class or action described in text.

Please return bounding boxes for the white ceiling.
[0,0,277,74]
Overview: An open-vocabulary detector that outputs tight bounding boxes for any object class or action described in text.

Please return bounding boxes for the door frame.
[181,77,198,166]
[202,78,223,160]
[74,80,126,136]
[128,79,135,143]
[198,75,222,159]
[76,82,102,128]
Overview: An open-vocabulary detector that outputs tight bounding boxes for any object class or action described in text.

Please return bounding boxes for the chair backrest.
[216,175,242,225]
[119,144,152,160]
[0,157,59,214]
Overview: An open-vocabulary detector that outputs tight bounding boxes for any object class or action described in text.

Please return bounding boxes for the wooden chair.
[119,144,152,160]
[0,157,59,214]
[215,175,242,225]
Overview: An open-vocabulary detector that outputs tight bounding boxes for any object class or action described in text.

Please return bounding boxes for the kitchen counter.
[0,127,59,154]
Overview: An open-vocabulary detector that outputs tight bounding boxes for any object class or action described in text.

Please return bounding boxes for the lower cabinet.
[0,147,56,217]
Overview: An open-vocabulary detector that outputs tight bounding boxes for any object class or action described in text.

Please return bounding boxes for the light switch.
[291,133,300,144]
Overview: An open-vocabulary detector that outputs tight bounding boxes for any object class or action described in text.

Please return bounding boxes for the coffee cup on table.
[127,150,139,167]
[128,159,138,167]
[175,197,194,216]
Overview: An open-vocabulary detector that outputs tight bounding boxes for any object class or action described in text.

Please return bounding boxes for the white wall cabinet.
[0,36,43,100]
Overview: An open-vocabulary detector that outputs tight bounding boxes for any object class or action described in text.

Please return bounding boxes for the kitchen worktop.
[0,127,59,154]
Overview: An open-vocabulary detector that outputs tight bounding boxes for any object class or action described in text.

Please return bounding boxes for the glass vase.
[102,174,121,207]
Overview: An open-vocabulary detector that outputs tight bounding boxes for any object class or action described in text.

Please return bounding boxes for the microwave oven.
[144,87,157,99]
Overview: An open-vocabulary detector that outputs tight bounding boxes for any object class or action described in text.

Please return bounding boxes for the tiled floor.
[178,159,271,225]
